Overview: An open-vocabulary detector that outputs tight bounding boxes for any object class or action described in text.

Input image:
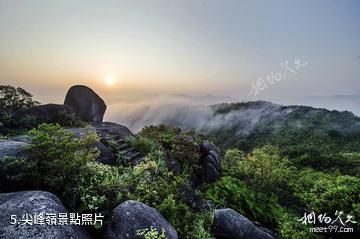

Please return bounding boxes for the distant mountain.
[304,95,360,116]
[170,93,238,104]
[194,101,360,176]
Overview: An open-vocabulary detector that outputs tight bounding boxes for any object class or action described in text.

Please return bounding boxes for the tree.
[239,144,294,192]
[0,85,40,124]
[0,85,40,112]
[223,148,244,175]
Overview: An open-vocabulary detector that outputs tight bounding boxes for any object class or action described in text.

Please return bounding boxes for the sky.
[0,0,359,112]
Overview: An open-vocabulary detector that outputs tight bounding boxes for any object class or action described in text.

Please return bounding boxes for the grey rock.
[198,141,221,184]
[0,140,28,159]
[95,141,114,164]
[91,122,134,139]
[0,191,91,239]
[213,209,275,239]
[12,104,75,127]
[104,200,178,239]
[8,135,31,144]
[0,140,30,191]
[64,85,106,122]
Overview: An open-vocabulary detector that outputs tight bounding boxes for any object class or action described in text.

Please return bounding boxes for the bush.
[300,174,360,219]
[190,210,215,239]
[202,176,282,227]
[137,125,203,173]
[238,145,295,192]
[24,124,101,208]
[136,226,167,239]
[223,148,245,175]
[278,212,320,239]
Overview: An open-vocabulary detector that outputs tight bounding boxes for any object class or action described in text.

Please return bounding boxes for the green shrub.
[77,162,122,211]
[127,136,163,155]
[300,175,360,219]
[238,145,294,192]
[137,125,203,173]
[278,212,321,239]
[190,210,215,239]
[202,176,282,227]
[24,124,101,208]
[138,125,181,150]
[136,226,167,239]
[157,194,195,238]
[223,148,245,176]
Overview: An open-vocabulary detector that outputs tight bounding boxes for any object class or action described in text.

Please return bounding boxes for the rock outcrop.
[212,208,275,239]
[196,141,221,184]
[91,122,134,139]
[0,191,90,239]
[64,85,106,122]
[104,200,178,239]
[12,104,75,127]
[69,122,141,165]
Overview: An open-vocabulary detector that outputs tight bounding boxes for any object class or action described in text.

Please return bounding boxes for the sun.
[105,76,115,86]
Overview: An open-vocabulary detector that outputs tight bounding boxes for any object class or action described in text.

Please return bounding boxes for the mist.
[105,94,292,135]
[105,93,360,135]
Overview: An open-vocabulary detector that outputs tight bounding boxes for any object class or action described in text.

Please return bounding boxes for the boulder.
[12,104,75,127]
[64,85,106,122]
[104,200,178,239]
[212,208,275,239]
[197,141,221,184]
[0,140,28,159]
[0,191,91,239]
[0,140,30,191]
[94,141,114,164]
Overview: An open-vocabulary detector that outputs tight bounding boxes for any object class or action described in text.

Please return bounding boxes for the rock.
[0,191,91,239]
[0,140,30,191]
[198,141,221,184]
[91,122,134,139]
[104,200,178,239]
[212,208,275,239]
[95,141,114,164]
[69,123,141,166]
[0,140,28,159]
[165,153,182,174]
[64,85,106,122]
[8,135,31,144]
[12,104,75,127]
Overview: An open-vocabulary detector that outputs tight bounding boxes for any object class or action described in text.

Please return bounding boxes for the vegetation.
[0,85,40,116]
[0,85,40,127]
[137,227,167,239]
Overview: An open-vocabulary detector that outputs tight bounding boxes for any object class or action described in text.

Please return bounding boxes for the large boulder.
[12,104,75,127]
[104,200,178,239]
[0,191,91,239]
[196,141,221,184]
[212,208,275,239]
[64,85,106,122]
